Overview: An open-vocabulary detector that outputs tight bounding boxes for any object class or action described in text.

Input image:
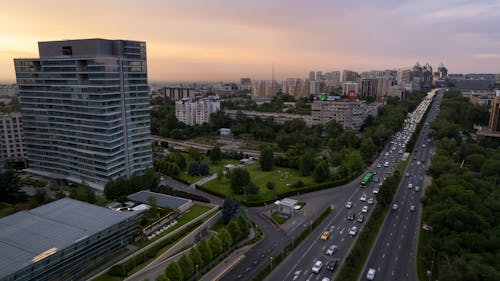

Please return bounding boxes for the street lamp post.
[270,256,273,271]
[195,264,199,280]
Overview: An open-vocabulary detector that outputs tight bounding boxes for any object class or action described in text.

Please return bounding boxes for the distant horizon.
[1,1,500,81]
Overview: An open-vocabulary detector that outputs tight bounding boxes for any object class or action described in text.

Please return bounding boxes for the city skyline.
[1,0,500,82]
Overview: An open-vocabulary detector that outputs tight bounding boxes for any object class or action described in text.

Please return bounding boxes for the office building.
[0,198,144,281]
[175,96,220,126]
[0,112,26,164]
[14,39,152,190]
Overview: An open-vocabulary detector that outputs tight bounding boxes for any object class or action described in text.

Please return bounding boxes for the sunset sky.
[1,0,499,82]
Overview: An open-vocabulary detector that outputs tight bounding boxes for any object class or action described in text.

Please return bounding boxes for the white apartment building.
[343,82,359,96]
[311,100,378,130]
[175,96,220,126]
[0,112,26,163]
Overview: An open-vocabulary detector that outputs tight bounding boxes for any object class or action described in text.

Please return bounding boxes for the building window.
[62,46,73,56]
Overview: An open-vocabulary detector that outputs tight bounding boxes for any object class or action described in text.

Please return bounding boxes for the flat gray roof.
[128,191,191,209]
[0,198,142,279]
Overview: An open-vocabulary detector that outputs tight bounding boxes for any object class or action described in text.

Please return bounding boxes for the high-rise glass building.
[14,39,152,189]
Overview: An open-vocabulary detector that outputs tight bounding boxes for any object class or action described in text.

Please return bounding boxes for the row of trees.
[156,214,250,281]
[104,169,159,200]
[421,91,499,281]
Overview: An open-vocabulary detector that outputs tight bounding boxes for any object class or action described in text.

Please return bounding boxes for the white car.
[366,268,376,280]
[410,205,416,212]
[362,206,369,213]
[312,260,323,273]
[415,186,420,192]
[392,203,399,210]
[322,278,330,281]
[326,244,338,255]
[373,188,379,194]
[349,226,358,236]
[376,163,382,168]
[408,183,413,189]
[360,194,367,202]
[367,198,374,205]
[345,201,353,209]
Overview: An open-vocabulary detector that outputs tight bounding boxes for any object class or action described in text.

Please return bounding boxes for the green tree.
[299,152,315,176]
[227,219,242,243]
[209,235,224,257]
[177,255,194,280]
[266,181,275,190]
[230,168,250,194]
[0,170,20,197]
[199,162,210,176]
[236,215,249,240]
[342,150,363,176]
[221,195,241,224]
[360,137,378,161]
[188,161,201,176]
[188,147,202,161]
[155,274,170,281]
[313,160,330,182]
[164,261,183,281]
[259,146,274,171]
[219,228,233,248]
[209,147,223,163]
[189,247,203,269]
[197,239,213,266]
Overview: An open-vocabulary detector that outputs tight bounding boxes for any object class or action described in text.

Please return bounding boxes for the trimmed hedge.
[108,221,202,277]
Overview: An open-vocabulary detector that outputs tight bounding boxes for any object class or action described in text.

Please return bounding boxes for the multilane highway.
[359,89,443,281]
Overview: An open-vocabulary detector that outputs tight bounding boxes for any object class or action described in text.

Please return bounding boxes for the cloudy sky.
[1,0,499,82]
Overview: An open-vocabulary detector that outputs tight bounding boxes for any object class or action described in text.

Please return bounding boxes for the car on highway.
[326,259,339,271]
[312,260,323,273]
[320,231,330,240]
[415,186,420,192]
[326,244,337,255]
[367,198,374,205]
[392,203,399,210]
[373,188,379,194]
[349,226,358,236]
[362,206,369,213]
[357,214,364,223]
[366,268,376,280]
[345,201,353,209]
[360,194,367,202]
[405,172,410,177]
[376,163,381,168]
[347,212,356,221]
[321,278,330,281]
[408,183,413,189]
[410,205,416,212]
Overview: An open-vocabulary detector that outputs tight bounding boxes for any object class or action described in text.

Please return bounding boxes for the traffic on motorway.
[361,88,443,281]
[265,89,440,281]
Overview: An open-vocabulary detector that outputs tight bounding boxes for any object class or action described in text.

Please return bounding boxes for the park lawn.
[202,162,315,201]
[177,154,240,184]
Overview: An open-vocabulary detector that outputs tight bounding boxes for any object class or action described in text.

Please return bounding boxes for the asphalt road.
[358,89,443,281]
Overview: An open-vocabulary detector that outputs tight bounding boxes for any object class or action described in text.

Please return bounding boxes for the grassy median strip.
[251,207,333,281]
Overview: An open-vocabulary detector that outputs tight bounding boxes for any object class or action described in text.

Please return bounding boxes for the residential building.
[309,80,320,95]
[342,82,359,97]
[157,87,195,101]
[175,96,220,125]
[311,99,378,130]
[283,78,309,98]
[240,78,252,91]
[14,39,152,190]
[0,198,144,281]
[396,69,412,83]
[0,112,26,163]
[309,71,316,81]
[324,71,341,87]
[342,70,359,82]
[251,80,277,99]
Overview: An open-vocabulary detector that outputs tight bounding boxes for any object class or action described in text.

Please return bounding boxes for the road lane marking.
[382,253,385,259]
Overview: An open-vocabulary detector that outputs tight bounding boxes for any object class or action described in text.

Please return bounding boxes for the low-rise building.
[311,99,379,130]
[0,198,144,281]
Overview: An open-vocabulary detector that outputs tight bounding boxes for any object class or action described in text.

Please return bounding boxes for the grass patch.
[271,213,289,224]
[201,162,315,202]
[177,155,240,184]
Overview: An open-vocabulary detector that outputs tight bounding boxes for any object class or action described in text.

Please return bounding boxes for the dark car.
[326,259,339,271]
[347,212,355,221]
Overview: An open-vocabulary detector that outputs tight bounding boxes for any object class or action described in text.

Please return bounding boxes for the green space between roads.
[176,155,240,184]
[200,162,315,201]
